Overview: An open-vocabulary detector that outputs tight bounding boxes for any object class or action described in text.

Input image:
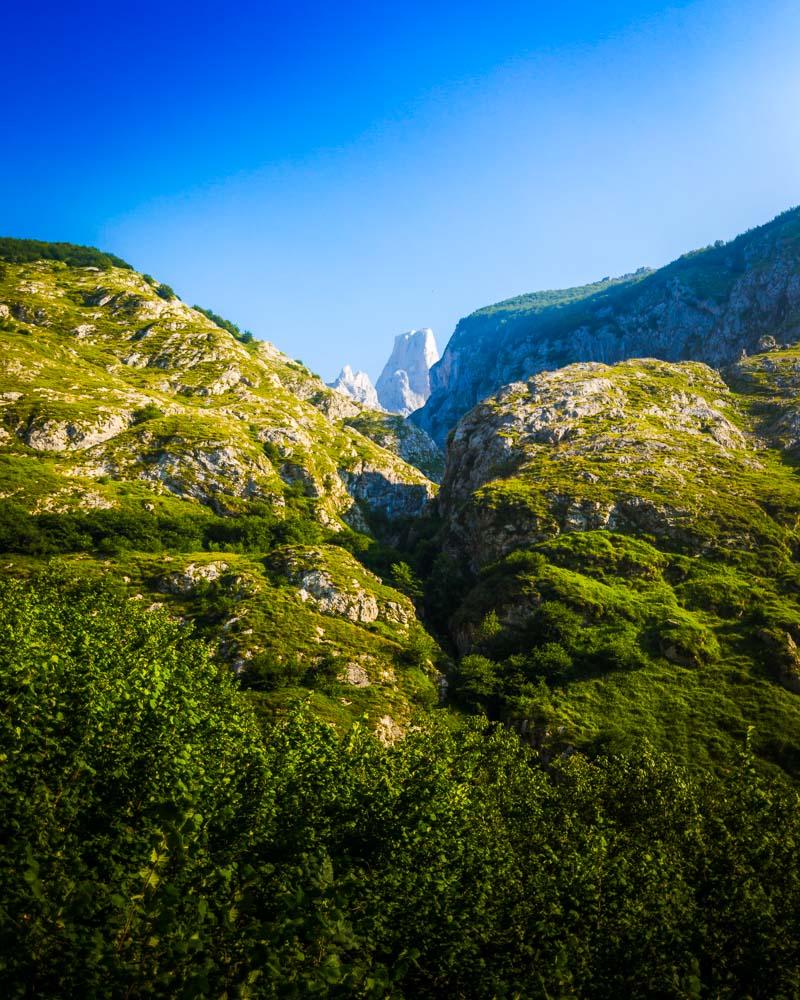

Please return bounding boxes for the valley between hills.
[3,212,800,995]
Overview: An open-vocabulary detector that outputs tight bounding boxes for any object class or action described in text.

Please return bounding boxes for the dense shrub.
[0,237,132,270]
[193,304,253,343]
[1,576,799,996]
[0,503,324,557]
[131,403,165,424]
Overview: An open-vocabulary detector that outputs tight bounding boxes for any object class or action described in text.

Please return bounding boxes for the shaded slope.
[415,206,800,444]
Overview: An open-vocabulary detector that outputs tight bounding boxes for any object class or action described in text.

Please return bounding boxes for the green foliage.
[0,575,268,995]
[0,501,325,557]
[155,282,177,301]
[193,304,253,343]
[131,403,165,424]
[0,237,132,270]
[2,577,800,996]
[390,560,423,600]
[447,532,800,772]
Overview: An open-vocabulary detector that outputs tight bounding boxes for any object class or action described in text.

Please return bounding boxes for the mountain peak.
[327,365,380,409]
[376,328,439,416]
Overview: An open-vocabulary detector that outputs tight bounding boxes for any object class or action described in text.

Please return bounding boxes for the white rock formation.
[376,329,439,416]
[327,365,380,409]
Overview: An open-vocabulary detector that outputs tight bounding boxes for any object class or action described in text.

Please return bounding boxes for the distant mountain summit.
[327,365,380,409]
[376,328,439,416]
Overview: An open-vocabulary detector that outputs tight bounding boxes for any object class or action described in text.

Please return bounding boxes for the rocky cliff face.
[415,207,800,445]
[438,358,757,570]
[376,328,439,415]
[328,365,381,409]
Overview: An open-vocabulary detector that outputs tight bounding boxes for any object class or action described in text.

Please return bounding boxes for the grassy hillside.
[436,355,800,779]
[3,237,800,995]
[0,246,442,730]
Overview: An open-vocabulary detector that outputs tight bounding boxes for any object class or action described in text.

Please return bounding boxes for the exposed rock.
[344,412,445,482]
[161,561,230,595]
[273,546,415,626]
[23,412,130,452]
[195,367,245,396]
[328,365,381,409]
[296,568,379,622]
[339,662,371,686]
[0,243,443,731]
[759,629,800,694]
[375,714,404,743]
[310,389,362,421]
[376,328,439,416]
[11,302,48,325]
[757,334,780,352]
[439,358,756,569]
[384,601,413,625]
[341,464,435,521]
[415,207,800,444]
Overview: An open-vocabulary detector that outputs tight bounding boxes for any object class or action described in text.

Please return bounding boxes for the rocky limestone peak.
[327,365,381,409]
[376,328,439,416]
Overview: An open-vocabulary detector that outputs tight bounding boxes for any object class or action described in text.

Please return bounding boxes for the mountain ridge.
[413,206,800,444]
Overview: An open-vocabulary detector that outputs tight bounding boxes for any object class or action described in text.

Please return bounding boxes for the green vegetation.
[418,205,800,446]
[192,304,254,343]
[466,206,800,335]
[447,532,800,775]
[4,237,800,991]
[0,236,131,270]
[2,576,799,997]
[0,500,325,556]
[345,410,445,481]
[0,249,438,728]
[132,403,165,424]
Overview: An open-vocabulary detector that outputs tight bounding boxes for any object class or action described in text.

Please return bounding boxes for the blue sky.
[2,0,800,381]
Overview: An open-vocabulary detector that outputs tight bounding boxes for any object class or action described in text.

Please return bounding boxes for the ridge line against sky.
[2,0,799,381]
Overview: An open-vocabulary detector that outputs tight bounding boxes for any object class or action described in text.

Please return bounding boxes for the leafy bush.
[0,237,132,270]
[193,305,253,343]
[391,560,423,599]
[2,576,800,996]
[0,503,326,557]
[131,403,165,424]
[0,575,268,994]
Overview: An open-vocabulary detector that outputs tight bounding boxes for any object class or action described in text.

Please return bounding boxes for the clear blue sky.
[2,0,799,381]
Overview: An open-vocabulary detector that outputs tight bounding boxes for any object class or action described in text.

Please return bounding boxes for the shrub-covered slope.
[436,355,800,776]
[0,247,442,728]
[3,575,799,998]
[415,205,800,444]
